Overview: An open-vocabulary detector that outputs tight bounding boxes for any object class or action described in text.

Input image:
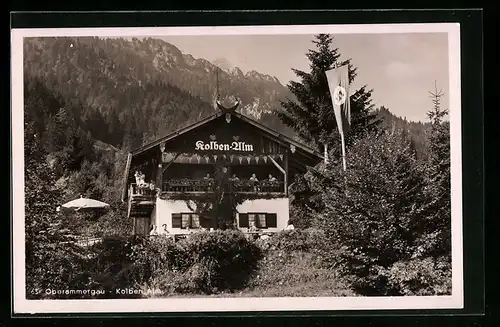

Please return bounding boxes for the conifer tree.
[277,34,380,155]
[422,82,451,258]
[277,34,381,227]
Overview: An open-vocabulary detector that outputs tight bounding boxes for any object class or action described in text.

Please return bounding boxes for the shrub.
[247,230,353,297]
[315,131,446,295]
[169,230,262,294]
[111,230,263,296]
[384,256,452,295]
[258,228,326,253]
[78,235,138,298]
[127,236,182,283]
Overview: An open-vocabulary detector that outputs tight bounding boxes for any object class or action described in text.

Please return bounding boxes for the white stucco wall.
[151,198,193,235]
[151,197,290,235]
[236,198,289,232]
[149,204,156,233]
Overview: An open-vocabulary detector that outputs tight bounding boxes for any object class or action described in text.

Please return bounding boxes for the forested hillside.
[374,106,431,159]
[24,36,427,152]
[23,36,296,149]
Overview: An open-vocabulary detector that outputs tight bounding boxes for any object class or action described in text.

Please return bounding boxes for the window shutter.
[266,213,277,228]
[239,213,249,228]
[191,214,200,228]
[172,213,182,228]
[258,213,267,228]
[181,213,190,228]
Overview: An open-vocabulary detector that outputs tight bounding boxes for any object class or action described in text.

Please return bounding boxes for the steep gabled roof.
[121,111,323,201]
[131,112,224,156]
[130,111,321,158]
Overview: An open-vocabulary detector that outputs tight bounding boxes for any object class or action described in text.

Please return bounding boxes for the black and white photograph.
[11,23,463,313]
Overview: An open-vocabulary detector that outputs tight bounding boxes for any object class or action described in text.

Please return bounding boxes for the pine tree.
[277,34,380,154]
[422,82,451,258]
[277,34,381,227]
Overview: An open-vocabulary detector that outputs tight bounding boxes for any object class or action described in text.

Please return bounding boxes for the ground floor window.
[172,213,201,229]
[238,212,277,229]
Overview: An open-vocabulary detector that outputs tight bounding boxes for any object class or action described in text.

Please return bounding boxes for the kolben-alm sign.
[195,140,254,152]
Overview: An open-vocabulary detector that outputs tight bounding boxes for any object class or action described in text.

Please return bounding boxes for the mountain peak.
[245,70,277,83]
[212,57,234,72]
[229,66,244,77]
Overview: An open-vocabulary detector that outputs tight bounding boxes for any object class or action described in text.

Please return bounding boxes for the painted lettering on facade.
[195,140,254,152]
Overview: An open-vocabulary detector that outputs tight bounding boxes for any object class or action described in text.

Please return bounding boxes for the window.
[172,213,200,229]
[239,212,277,228]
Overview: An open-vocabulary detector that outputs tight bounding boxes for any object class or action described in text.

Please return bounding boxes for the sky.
[154,33,449,123]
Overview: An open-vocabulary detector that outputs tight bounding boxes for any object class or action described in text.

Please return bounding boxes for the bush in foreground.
[244,229,353,297]
[149,230,262,295]
[315,131,451,296]
[80,230,263,297]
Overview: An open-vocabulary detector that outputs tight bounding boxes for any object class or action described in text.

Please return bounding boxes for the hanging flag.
[325,64,351,171]
[255,156,260,164]
[230,155,235,163]
[279,154,283,161]
[325,64,351,136]
[213,154,218,162]
[239,156,243,164]
[246,156,251,164]
[263,156,268,164]
[205,156,210,163]
[196,154,201,164]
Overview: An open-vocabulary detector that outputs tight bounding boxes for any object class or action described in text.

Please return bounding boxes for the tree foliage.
[315,131,436,295]
[277,34,380,154]
[423,83,451,258]
[307,82,452,296]
[279,34,382,228]
[24,115,87,298]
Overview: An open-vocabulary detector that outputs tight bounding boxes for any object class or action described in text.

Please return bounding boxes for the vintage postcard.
[11,22,463,314]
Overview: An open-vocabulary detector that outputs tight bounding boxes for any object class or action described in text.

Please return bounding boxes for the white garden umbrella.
[60,195,110,213]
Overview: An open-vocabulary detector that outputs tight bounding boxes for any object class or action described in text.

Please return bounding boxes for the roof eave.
[130,112,224,156]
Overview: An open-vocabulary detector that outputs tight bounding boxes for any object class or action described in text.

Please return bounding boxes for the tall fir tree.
[277,34,381,227]
[422,82,451,258]
[277,34,380,157]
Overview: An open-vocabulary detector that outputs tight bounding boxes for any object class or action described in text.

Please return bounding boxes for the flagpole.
[340,131,347,171]
[216,67,220,99]
[336,62,347,172]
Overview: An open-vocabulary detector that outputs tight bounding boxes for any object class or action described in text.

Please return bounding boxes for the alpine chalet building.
[121,102,323,236]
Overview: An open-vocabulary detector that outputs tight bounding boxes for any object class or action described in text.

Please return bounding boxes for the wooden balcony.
[161,179,285,194]
[127,183,157,218]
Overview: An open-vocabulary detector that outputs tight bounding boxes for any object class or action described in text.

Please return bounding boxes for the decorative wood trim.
[121,153,132,202]
[284,151,289,196]
[268,155,285,175]
[155,149,162,187]
[268,154,287,194]
[161,152,182,173]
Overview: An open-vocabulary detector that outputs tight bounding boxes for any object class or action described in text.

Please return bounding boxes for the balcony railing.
[162,179,284,193]
[129,183,158,197]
